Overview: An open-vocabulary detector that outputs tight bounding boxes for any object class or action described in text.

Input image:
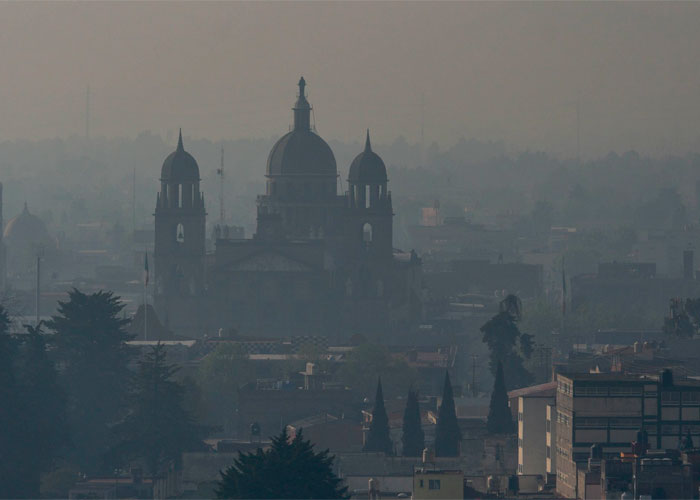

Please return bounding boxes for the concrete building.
[515,382,556,476]
[545,404,557,477]
[413,468,464,500]
[555,370,700,498]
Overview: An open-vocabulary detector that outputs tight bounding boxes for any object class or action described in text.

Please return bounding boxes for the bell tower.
[154,130,206,331]
[344,131,393,262]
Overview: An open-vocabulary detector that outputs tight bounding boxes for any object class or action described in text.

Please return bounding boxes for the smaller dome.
[160,129,200,181]
[348,131,387,183]
[3,203,55,250]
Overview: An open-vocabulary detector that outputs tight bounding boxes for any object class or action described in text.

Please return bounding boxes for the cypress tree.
[363,377,393,455]
[487,360,515,434]
[434,371,461,457]
[402,388,425,457]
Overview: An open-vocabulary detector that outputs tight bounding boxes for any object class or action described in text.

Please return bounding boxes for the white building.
[512,382,556,476]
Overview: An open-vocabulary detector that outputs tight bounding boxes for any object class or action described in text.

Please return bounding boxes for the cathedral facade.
[154,78,422,341]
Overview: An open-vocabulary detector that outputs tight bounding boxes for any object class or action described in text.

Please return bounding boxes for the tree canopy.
[217,428,348,499]
[481,294,534,390]
[111,343,208,476]
[46,288,134,473]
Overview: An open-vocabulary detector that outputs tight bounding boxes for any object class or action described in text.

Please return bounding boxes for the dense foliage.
[217,428,348,499]
[481,294,534,390]
[111,343,208,475]
[0,312,68,498]
[46,289,134,473]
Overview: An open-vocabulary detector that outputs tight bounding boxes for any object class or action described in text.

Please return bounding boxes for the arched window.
[362,222,373,243]
[176,223,185,243]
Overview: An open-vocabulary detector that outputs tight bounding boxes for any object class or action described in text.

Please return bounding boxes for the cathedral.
[153,78,422,341]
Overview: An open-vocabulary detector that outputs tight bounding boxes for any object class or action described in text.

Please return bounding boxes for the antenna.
[420,91,425,166]
[217,145,225,227]
[132,168,136,236]
[86,85,90,140]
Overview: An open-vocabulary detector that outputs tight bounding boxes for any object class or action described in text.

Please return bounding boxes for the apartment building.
[555,370,700,498]
[515,382,556,476]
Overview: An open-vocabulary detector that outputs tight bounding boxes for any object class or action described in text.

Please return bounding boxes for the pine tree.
[401,388,425,457]
[13,323,69,497]
[46,288,134,472]
[487,361,515,434]
[111,343,207,476]
[434,371,461,457]
[363,377,393,455]
[217,428,348,499]
[0,305,23,497]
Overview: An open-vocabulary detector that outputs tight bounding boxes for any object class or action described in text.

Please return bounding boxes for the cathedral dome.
[266,77,337,177]
[160,130,200,181]
[348,131,387,183]
[267,129,337,177]
[3,203,55,250]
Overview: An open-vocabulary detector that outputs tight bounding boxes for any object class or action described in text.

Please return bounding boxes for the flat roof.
[508,381,556,399]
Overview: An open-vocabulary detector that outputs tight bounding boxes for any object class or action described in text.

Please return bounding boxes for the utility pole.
[86,85,90,140]
[132,167,136,237]
[420,91,425,167]
[35,247,44,326]
[472,354,478,397]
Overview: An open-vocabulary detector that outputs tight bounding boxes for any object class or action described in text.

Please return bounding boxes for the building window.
[546,420,551,432]
[518,438,523,448]
[518,412,523,422]
[419,480,424,488]
[428,480,440,490]
[518,464,523,474]
[546,446,551,458]
[176,223,185,243]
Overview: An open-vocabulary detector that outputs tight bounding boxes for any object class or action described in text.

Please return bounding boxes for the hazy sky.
[0,1,699,157]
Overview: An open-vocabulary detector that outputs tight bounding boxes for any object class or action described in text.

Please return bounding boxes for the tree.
[434,371,461,457]
[0,305,23,498]
[664,298,700,337]
[197,343,254,431]
[46,288,134,472]
[217,428,348,499]
[111,343,207,476]
[363,378,393,455]
[481,294,534,390]
[487,361,514,434]
[401,388,424,457]
[13,323,69,497]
